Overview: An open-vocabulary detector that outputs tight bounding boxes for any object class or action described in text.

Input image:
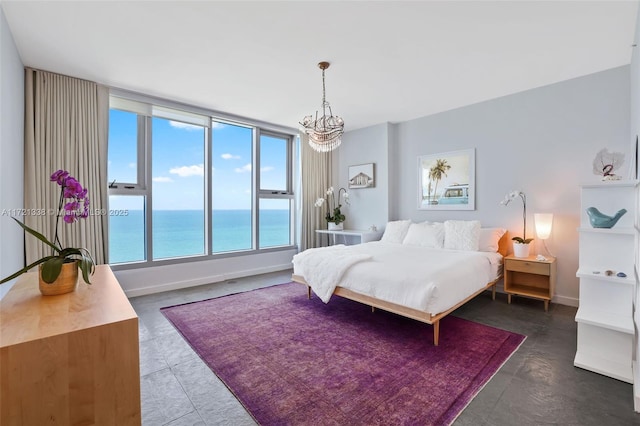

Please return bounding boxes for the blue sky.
[108,109,288,210]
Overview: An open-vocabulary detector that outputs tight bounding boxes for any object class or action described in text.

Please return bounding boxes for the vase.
[328,222,344,231]
[512,242,530,258]
[39,261,79,296]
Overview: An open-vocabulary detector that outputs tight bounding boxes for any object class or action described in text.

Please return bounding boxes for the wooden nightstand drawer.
[506,259,550,275]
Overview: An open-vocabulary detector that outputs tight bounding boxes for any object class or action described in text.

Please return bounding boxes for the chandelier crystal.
[300,61,344,152]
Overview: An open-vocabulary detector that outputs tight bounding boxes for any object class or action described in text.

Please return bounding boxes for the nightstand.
[504,255,557,311]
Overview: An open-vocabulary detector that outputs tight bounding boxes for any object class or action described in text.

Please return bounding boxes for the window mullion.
[253,128,260,249]
[144,116,153,263]
[206,125,213,255]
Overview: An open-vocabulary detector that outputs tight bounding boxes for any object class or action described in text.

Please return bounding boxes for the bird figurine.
[586,207,627,228]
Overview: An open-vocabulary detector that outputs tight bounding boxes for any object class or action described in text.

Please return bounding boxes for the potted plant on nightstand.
[500,190,533,258]
[315,186,349,230]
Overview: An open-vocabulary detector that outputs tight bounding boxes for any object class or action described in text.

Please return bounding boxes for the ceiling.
[2,1,638,132]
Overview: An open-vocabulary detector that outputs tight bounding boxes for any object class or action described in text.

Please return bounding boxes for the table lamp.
[534,213,554,257]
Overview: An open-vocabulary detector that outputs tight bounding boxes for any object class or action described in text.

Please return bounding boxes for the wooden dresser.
[0,265,141,425]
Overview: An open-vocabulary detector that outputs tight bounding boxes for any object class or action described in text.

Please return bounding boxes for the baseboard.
[552,294,579,307]
[123,263,293,298]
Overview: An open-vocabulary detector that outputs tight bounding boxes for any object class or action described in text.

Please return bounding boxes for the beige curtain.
[299,133,333,251]
[24,68,109,266]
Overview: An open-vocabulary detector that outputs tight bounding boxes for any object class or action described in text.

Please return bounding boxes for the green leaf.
[12,217,60,252]
[0,255,58,284]
[511,237,534,244]
[41,257,64,283]
[79,258,92,284]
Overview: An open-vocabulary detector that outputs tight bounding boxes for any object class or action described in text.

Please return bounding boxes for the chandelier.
[300,61,344,152]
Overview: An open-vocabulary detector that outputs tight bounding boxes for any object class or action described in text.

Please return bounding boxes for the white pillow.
[402,222,444,248]
[380,220,412,244]
[444,220,481,251]
[478,228,506,252]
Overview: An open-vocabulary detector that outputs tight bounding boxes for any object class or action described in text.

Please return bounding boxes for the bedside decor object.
[585,207,627,228]
[418,149,475,210]
[592,148,624,181]
[0,169,95,294]
[348,163,375,188]
[535,213,554,256]
[315,186,350,230]
[500,190,533,258]
[300,61,344,152]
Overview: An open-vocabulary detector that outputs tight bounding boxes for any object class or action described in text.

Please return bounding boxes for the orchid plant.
[0,170,95,285]
[315,186,350,225]
[500,190,533,244]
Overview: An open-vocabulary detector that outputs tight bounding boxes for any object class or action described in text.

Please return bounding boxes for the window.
[211,122,253,253]
[152,117,206,259]
[108,195,146,263]
[258,132,293,248]
[107,96,295,265]
[108,109,140,186]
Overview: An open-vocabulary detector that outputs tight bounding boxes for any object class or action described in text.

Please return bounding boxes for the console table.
[315,229,383,247]
[0,265,141,425]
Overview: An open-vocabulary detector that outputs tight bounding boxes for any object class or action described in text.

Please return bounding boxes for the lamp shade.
[534,213,553,240]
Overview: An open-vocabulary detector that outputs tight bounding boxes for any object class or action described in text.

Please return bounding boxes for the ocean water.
[109,209,291,264]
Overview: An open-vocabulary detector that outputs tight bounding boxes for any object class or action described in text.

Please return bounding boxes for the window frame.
[107,93,297,270]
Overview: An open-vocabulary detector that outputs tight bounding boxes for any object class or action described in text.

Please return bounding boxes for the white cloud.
[170,164,205,177]
[153,176,174,183]
[221,153,241,160]
[169,121,202,131]
[128,162,136,169]
[234,163,252,173]
[260,166,274,172]
[212,122,226,129]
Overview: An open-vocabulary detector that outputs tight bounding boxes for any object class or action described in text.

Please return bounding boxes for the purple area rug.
[161,283,525,425]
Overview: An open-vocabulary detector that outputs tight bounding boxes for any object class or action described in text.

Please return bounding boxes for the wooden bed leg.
[307,286,311,300]
[433,321,440,346]
[492,284,496,301]
[371,306,375,313]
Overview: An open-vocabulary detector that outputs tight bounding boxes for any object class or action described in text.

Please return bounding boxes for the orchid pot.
[328,222,344,231]
[512,242,531,258]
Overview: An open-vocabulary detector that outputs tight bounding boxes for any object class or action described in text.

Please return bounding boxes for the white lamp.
[534,213,554,256]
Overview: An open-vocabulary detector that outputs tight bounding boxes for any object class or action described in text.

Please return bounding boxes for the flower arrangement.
[315,186,350,224]
[0,170,95,285]
[500,190,533,244]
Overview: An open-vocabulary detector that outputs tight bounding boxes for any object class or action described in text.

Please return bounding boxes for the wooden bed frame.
[291,232,510,346]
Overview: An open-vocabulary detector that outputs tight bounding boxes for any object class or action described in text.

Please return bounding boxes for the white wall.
[339,66,630,307]
[334,123,391,231]
[0,8,24,299]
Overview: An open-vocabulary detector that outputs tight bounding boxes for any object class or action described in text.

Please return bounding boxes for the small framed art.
[348,163,375,189]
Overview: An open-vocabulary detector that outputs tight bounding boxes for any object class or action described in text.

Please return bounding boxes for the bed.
[292,221,509,346]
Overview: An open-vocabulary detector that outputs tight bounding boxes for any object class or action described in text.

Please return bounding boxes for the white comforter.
[292,241,502,315]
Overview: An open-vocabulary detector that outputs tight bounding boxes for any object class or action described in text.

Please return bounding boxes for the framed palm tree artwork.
[417,149,475,210]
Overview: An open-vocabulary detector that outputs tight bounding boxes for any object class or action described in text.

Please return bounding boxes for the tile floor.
[130,270,640,425]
